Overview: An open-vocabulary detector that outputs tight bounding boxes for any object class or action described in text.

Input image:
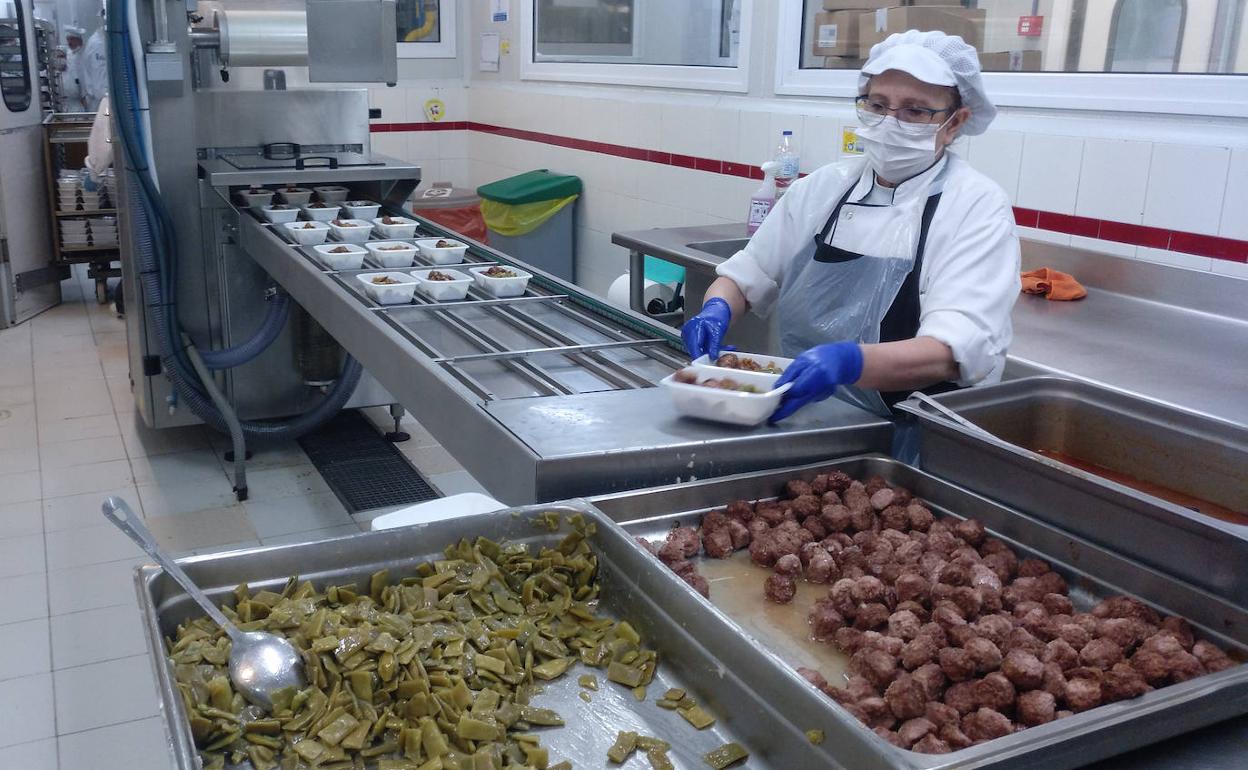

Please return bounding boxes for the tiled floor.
[0,268,487,769]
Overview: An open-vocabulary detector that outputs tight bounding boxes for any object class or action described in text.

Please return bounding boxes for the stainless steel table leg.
[629,249,645,314]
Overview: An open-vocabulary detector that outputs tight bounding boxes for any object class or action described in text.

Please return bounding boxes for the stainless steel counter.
[613,226,1247,428]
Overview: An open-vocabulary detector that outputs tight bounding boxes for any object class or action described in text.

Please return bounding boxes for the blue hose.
[197,291,292,370]
[107,0,362,439]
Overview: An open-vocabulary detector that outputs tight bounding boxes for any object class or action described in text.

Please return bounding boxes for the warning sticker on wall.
[842,128,863,155]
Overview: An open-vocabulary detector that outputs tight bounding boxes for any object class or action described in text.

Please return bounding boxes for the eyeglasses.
[855,96,956,132]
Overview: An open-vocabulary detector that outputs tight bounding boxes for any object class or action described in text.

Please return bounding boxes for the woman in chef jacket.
[683,31,1020,423]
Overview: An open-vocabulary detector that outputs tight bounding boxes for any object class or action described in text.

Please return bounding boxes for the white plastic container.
[342,200,381,220]
[262,204,300,223]
[313,185,350,203]
[300,202,339,222]
[660,364,791,427]
[364,241,418,268]
[283,220,330,245]
[411,268,473,301]
[355,272,418,305]
[277,186,313,205]
[414,237,470,265]
[371,215,419,239]
[469,265,532,298]
[747,161,781,235]
[312,243,367,270]
[237,188,274,208]
[692,351,793,376]
[328,219,373,243]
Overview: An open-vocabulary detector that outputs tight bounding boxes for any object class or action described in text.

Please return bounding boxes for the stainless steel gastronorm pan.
[895,377,1248,606]
[135,502,831,769]
[589,454,1248,770]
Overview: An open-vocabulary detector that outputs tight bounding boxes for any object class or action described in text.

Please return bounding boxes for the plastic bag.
[480,195,578,237]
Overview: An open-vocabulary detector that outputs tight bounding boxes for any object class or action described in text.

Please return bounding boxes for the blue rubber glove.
[681,297,732,360]
[769,341,864,422]
[82,173,98,193]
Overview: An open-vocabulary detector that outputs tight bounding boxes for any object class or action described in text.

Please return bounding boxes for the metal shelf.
[54,208,116,217]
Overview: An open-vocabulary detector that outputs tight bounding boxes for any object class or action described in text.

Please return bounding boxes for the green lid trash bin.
[477,170,582,282]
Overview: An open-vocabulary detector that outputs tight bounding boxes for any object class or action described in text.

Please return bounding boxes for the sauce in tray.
[1036,449,1248,526]
[697,551,850,687]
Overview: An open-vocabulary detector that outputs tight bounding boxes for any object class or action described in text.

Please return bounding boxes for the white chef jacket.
[717,153,1020,387]
[80,28,108,113]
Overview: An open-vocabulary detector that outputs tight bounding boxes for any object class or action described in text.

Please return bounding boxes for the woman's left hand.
[770,341,864,422]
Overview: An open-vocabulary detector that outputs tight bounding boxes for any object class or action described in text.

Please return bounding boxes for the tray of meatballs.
[592,454,1248,769]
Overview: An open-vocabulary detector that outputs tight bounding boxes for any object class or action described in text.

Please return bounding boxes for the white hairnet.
[63,25,85,39]
[859,30,997,136]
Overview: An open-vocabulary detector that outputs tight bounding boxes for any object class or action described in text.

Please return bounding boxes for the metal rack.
[240,199,892,504]
[42,112,120,303]
[32,19,61,113]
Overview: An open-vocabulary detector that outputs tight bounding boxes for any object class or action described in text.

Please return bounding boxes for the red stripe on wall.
[372,121,1247,264]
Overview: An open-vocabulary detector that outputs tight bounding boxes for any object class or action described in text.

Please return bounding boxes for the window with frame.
[533,0,742,66]
[396,0,456,59]
[800,0,1246,74]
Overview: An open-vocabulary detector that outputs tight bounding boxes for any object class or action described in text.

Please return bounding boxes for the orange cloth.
[1021,267,1087,301]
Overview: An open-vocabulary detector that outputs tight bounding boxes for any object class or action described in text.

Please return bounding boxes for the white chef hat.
[859,30,997,135]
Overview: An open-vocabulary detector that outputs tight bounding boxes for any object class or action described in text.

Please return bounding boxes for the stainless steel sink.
[686,238,749,259]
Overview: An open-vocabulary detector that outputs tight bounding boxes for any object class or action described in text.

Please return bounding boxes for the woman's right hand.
[681,297,733,359]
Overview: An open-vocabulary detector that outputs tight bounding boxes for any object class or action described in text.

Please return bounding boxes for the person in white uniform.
[61,26,86,111]
[683,31,1020,422]
[79,12,108,113]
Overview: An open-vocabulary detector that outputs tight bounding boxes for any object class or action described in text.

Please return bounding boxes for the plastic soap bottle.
[747,161,781,235]
[774,130,799,200]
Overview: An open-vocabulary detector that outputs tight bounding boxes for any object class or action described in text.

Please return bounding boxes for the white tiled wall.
[371,78,1248,296]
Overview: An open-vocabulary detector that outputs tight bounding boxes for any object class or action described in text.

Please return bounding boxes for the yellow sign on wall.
[842,127,863,155]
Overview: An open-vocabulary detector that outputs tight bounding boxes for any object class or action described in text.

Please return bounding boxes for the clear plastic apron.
[776,161,946,418]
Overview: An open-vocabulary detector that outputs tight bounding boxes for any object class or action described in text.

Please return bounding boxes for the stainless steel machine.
[117,0,890,504]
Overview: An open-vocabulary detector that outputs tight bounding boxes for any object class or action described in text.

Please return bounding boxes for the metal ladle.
[101,496,305,709]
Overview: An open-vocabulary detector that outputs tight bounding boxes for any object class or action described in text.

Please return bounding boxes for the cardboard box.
[822,0,893,10]
[906,0,967,6]
[812,11,862,58]
[822,55,868,70]
[978,50,1042,72]
[858,7,986,52]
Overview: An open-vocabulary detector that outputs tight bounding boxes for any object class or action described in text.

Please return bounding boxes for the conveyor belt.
[235,196,893,503]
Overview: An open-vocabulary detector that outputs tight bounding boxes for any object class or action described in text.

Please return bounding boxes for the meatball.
[925,701,960,729]
[982,552,1018,583]
[635,537,658,556]
[658,527,701,562]
[912,662,947,701]
[1169,651,1207,683]
[1192,640,1236,673]
[796,666,828,692]
[755,503,786,527]
[946,624,979,649]
[894,539,925,565]
[1017,558,1051,578]
[1097,618,1147,652]
[785,480,814,499]
[748,535,781,568]
[833,627,865,655]
[938,561,971,587]
[872,726,904,746]
[884,674,927,720]
[879,505,911,532]
[725,519,751,550]
[802,517,828,540]
[775,553,802,577]
[1016,690,1056,726]
[809,598,846,641]
[939,647,976,682]
[1102,662,1150,702]
[850,648,900,689]
[1044,638,1080,671]
[927,531,961,557]
[897,717,936,748]
[901,635,941,670]
[940,722,974,749]
[806,550,838,584]
[912,734,952,754]
[894,572,931,604]
[970,564,1004,593]
[843,482,871,513]
[887,610,922,642]
[864,476,890,496]
[854,602,891,631]
[850,506,877,532]
[681,572,709,598]
[1064,676,1102,712]
[829,578,858,616]
[825,470,854,494]
[954,518,986,546]
[974,672,1017,713]
[870,487,897,512]
[1001,649,1045,690]
[790,495,821,522]
[972,615,1014,648]
[944,680,979,715]
[1160,616,1196,650]
[949,587,985,619]
[1091,596,1161,626]
[962,708,1014,742]
[907,504,935,532]
[820,504,853,532]
[1042,593,1074,616]
[702,528,734,559]
[932,604,968,629]
[764,573,797,604]
[1036,571,1068,597]
[725,500,754,521]
[1041,662,1068,700]
[746,518,771,541]
[852,575,886,604]
[1080,638,1124,669]
[963,637,1004,674]
[1006,628,1048,658]
[1056,623,1092,650]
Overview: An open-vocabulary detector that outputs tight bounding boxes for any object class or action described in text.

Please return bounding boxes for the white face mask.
[856,115,951,185]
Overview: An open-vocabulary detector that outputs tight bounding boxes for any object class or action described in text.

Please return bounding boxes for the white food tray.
[355,272,418,305]
[468,266,532,298]
[660,363,790,427]
[414,237,470,265]
[371,216,419,239]
[282,221,330,245]
[311,243,367,270]
[411,268,473,301]
[328,219,373,243]
[691,351,793,376]
[365,241,418,268]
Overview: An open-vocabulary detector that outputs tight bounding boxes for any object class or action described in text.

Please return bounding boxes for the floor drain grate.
[298,410,440,513]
